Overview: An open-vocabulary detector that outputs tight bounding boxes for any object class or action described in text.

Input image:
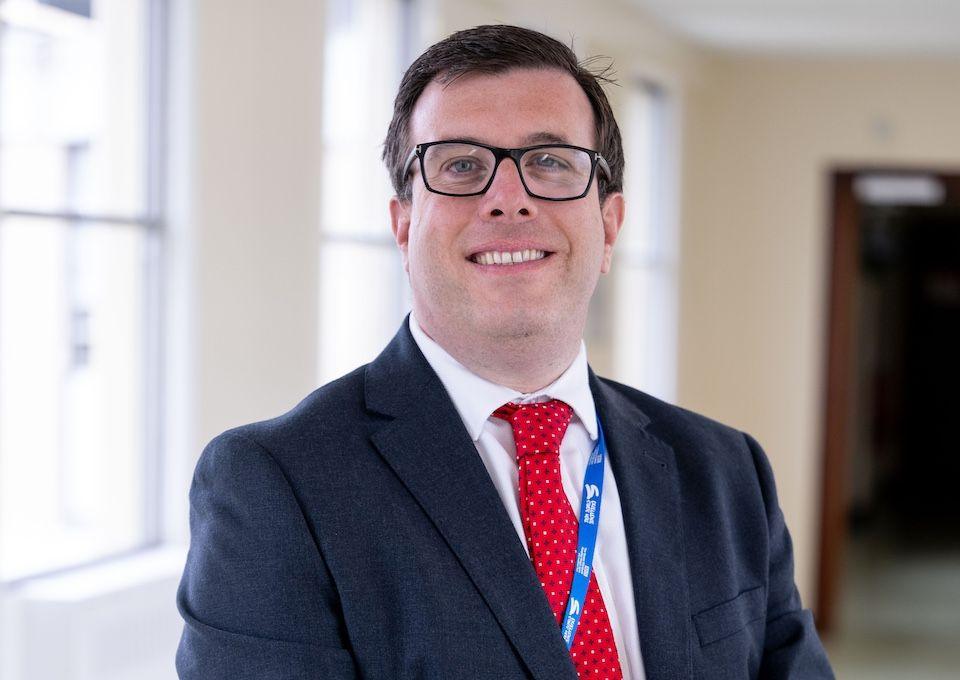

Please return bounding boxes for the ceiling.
[634,0,960,55]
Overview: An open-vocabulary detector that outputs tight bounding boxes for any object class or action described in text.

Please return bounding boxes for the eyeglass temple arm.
[402,146,421,178]
[595,153,611,182]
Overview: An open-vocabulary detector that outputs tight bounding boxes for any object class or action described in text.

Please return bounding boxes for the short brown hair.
[383,24,624,203]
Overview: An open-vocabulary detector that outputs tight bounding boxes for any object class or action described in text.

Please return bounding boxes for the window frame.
[0,0,168,584]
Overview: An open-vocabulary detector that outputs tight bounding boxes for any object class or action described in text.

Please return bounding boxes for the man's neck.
[412,314,582,394]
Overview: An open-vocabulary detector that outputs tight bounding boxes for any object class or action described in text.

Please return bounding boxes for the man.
[176,25,834,679]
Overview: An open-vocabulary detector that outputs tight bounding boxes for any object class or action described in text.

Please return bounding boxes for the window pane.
[320,0,403,237]
[39,0,93,17]
[0,0,148,216]
[612,265,678,402]
[621,82,665,259]
[592,81,679,402]
[0,216,146,580]
[319,241,406,383]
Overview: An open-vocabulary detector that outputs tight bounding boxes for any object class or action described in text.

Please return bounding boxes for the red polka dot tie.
[493,400,623,679]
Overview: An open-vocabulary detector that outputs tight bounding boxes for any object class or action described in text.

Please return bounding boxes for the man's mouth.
[469,249,549,266]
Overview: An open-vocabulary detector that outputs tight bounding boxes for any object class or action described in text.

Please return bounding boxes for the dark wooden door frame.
[817,166,960,633]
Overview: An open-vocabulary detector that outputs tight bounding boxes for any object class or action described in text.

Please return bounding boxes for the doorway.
[818,169,960,676]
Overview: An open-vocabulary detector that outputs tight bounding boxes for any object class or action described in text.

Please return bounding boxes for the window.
[588,80,679,400]
[318,0,413,383]
[0,0,163,581]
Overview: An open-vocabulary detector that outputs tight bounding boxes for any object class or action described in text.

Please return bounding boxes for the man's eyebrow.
[520,131,570,146]
[436,132,572,147]
[440,135,487,145]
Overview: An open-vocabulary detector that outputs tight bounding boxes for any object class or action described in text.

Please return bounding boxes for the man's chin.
[470,309,555,341]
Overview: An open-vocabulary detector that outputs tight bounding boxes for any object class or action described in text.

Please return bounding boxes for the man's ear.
[599,192,625,274]
[389,196,411,272]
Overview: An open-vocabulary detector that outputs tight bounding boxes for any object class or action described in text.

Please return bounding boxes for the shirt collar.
[408,313,598,442]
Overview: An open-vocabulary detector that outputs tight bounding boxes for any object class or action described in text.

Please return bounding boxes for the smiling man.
[176,25,834,680]
[388,66,623,396]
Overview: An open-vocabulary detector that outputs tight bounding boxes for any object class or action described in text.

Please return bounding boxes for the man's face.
[390,67,624,348]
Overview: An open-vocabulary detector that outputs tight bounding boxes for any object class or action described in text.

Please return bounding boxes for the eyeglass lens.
[422,143,594,199]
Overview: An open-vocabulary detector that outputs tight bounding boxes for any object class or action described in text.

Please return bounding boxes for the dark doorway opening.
[819,169,960,675]
[858,203,960,535]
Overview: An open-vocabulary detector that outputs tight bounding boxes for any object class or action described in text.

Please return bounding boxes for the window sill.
[2,545,187,680]
[5,544,187,602]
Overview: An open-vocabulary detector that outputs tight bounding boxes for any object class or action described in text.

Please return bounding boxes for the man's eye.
[530,154,569,170]
[446,158,481,173]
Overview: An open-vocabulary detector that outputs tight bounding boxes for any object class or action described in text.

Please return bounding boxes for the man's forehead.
[409,67,596,148]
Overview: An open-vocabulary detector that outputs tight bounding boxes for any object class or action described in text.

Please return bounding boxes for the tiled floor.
[823,531,960,679]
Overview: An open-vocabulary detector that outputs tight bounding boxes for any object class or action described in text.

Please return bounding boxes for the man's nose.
[479,159,537,220]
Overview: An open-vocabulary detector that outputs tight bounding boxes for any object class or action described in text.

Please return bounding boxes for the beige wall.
[679,55,960,599]
[189,0,324,444]
[426,0,705,85]
[168,0,326,539]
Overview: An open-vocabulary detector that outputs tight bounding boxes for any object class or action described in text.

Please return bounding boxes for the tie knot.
[493,400,573,459]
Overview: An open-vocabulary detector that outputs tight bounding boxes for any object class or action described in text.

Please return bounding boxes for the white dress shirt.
[409,314,646,680]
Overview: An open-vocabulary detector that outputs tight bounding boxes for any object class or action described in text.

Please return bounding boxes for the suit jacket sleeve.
[175,430,359,679]
[744,432,835,679]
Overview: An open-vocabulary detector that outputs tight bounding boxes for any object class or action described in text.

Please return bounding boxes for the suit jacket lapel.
[365,323,578,680]
[590,372,693,680]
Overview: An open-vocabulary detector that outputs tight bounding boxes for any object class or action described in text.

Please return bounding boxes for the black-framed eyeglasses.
[402,140,611,201]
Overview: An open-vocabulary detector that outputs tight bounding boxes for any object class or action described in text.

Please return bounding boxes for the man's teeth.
[471,249,547,265]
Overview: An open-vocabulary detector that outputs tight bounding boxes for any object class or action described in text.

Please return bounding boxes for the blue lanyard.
[559,417,607,649]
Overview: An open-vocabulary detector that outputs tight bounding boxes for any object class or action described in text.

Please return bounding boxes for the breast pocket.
[692,585,766,647]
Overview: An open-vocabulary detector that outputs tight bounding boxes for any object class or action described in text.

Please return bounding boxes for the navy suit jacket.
[176,321,833,679]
